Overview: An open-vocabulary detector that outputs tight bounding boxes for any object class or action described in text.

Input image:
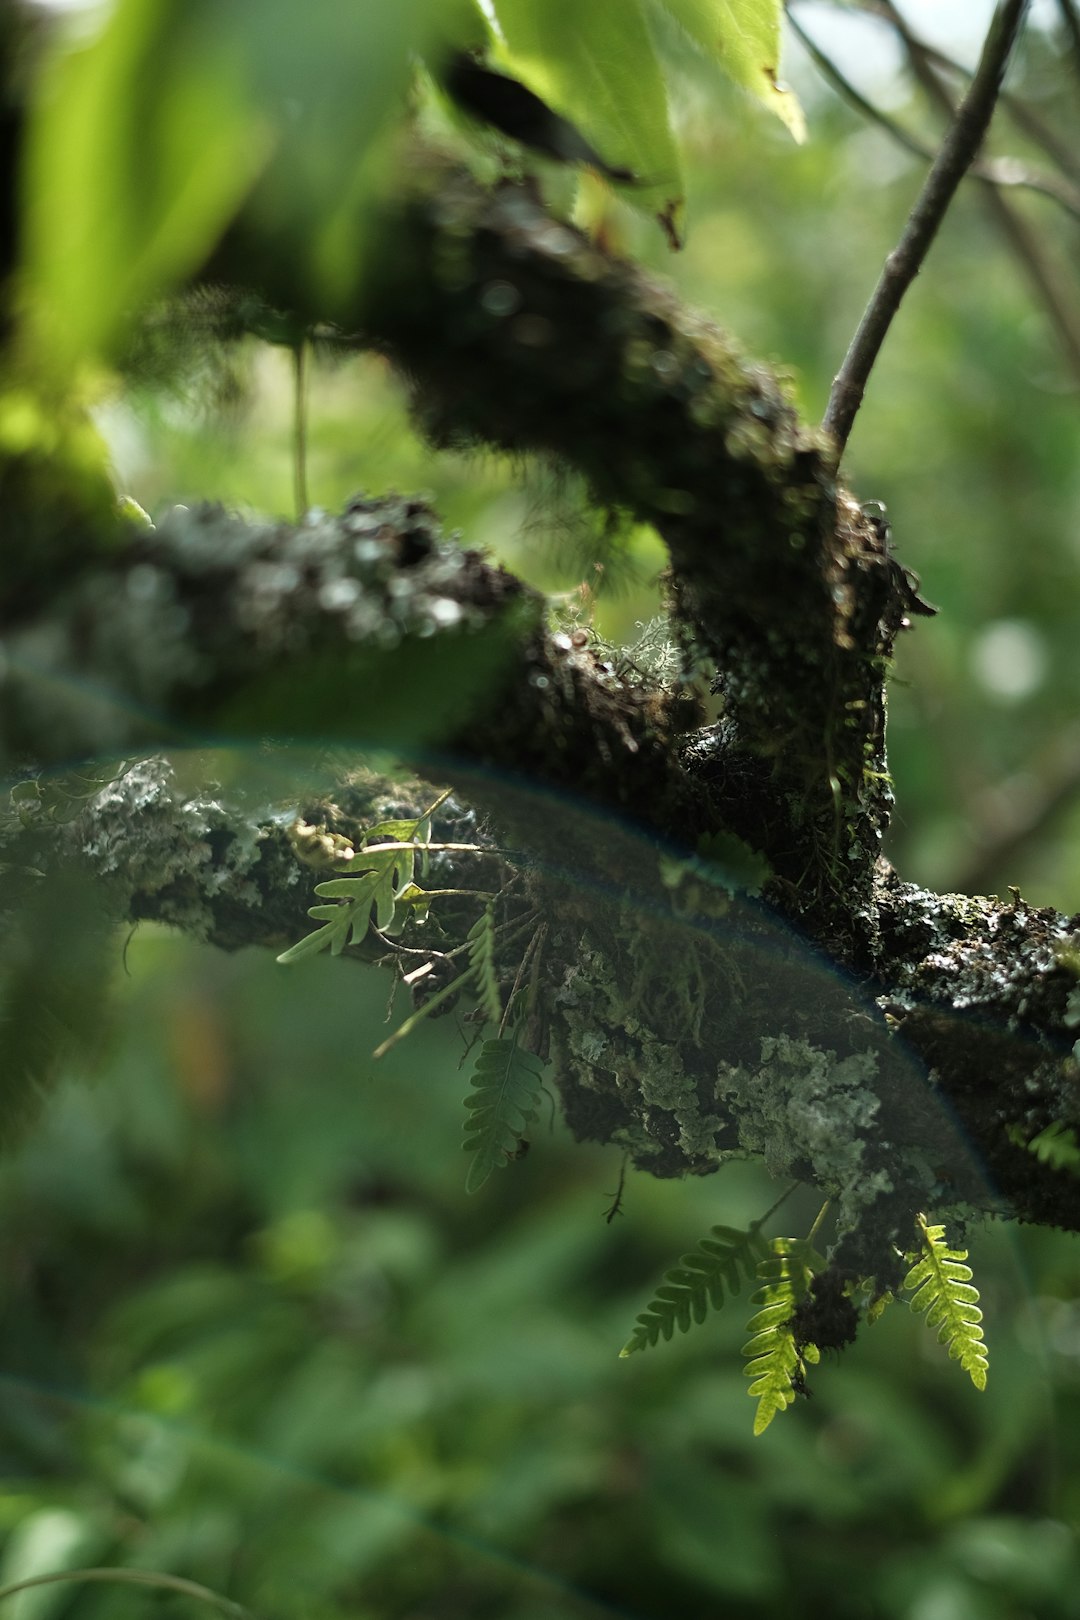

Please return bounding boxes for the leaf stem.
[786,6,1080,222]
[806,1198,832,1248]
[823,0,1031,458]
[755,1181,801,1230]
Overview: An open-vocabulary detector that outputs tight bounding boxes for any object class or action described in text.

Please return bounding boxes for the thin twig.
[847,0,1080,180]
[876,0,1080,390]
[786,7,1080,222]
[0,1569,253,1620]
[822,0,1030,457]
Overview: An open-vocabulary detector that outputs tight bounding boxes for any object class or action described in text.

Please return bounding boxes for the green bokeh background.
[5,4,1080,1616]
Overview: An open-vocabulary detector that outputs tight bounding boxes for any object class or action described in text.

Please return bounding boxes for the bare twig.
[823,0,1031,456]
[786,6,1080,222]
[849,0,1080,181]
[876,0,1080,391]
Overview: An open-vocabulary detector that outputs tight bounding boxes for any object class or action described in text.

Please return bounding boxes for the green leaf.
[279,839,430,965]
[25,0,444,366]
[902,1215,988,1391]
[741,1237,821,1435]
[620,1222,769,1355]
[316,845,418,930]
[1026,1120,1080,1173]
[274,907,352,964]
[491,0,683,225]
[651,0,805,141]
[25,0,269,366]
[462,1032,545,1193]
[467,904,501,1025]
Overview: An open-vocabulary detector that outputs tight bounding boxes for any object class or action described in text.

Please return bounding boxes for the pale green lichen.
[717,1033,889,1236]
[638,1035,726,1161]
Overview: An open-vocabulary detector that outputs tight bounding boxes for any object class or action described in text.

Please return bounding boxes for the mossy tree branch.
[4,158,1080,1277]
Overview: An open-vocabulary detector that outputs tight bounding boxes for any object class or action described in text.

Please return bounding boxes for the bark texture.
[4,162,1080,1284]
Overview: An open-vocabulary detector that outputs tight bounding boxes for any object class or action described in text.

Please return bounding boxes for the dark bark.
[4,156,1080,1280]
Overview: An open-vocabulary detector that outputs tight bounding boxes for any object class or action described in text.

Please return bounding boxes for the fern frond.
[742,1238,822,1435]
[864,1286,894,1326]
[620,1224,770,1356]
[468,904,501,1024]
[902,1215,988,1391]
[278,846,427,964]
[1028,1120,1080,1173]
[462,1032,545,1193]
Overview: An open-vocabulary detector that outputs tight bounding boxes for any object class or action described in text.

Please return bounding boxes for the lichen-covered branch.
[4,156,1080,1278]
[201,163,920,935]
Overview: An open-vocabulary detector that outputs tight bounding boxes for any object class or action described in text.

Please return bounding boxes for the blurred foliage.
[3,923,1080,1618]
[5,0,1080,1613]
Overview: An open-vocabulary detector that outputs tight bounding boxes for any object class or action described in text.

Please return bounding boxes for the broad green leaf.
[491,0,683,229]
[652,0,805,141]
[24,0,443,366]
[25,0,270,366]
[274,910,351,965]
[317,846,417,932]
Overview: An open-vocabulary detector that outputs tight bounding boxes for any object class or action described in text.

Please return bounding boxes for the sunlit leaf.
[24,0,444,366]
[24,0,270,366]
[652,0,805,141]
[491,0,684,229]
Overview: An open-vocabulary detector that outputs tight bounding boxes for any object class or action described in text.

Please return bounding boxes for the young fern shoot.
[902,1214,989,1390]
[742,1237,824,1436]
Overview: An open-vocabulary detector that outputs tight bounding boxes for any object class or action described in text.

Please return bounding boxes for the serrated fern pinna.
[462,1031,545,1193]
[742,1237,823,1435]
[902,1214,988,1390]
[621,1223,770,1356]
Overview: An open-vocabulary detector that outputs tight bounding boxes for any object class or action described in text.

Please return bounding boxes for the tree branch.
[786,5,1080,223]
[873,0,1080,389]
[822,0,1031,457]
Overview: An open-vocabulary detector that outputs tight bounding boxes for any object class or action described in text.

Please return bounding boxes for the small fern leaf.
[903,1215,988,1391]
[620,1223,769,1356]
[468,904,501,1025]
[463,1033,544,1193]
[742,1237,822,1435]
[1028,1120,1080,1174]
